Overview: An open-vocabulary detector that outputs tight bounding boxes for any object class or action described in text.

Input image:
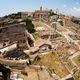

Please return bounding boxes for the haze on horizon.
[0,0,80,17]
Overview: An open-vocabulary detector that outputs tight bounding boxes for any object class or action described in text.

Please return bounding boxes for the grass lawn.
[33,52,69,78]
[73,55,80,67]
[66,60,75,70]
[32,33,40,40]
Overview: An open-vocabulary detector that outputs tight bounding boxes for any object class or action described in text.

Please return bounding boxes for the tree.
[25,18,35,33]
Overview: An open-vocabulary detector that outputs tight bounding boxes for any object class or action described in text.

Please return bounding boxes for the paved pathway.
[69,51,80,66]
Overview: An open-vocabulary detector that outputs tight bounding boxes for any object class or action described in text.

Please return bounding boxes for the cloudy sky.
[0,0,80,17]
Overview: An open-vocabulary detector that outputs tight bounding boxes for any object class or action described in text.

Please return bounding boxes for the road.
[69,51,80,66]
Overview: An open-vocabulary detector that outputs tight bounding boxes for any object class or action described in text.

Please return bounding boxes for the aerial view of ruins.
[0,0,80,80]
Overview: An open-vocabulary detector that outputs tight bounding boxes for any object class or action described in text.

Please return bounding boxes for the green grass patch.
[32,33,40,40]
[66,60,75,70]
[73,55,80,67]
[33,52,69,78]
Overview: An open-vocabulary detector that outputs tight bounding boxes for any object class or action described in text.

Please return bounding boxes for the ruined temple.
[0,23,30,53]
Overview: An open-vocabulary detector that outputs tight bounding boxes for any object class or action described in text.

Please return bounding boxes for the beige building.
[32,7,50,20]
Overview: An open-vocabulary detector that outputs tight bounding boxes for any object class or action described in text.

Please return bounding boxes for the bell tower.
[40,6,42,11]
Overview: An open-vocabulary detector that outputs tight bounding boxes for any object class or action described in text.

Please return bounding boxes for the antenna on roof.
[40,6,42,11]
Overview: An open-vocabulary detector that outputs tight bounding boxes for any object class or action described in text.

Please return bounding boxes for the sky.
[0,0,80,17]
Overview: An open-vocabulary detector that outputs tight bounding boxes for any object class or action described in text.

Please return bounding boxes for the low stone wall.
[0,43,17,53]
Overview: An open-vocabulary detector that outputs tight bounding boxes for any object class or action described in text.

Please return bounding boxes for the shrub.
[25,18,35,33]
